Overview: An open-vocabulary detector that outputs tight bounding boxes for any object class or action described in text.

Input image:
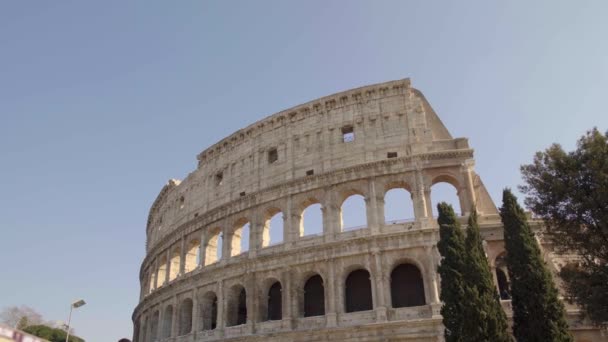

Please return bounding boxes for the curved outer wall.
[133,79,605,342]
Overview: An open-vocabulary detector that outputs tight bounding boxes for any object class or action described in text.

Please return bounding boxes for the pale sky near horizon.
[1,1,607,341]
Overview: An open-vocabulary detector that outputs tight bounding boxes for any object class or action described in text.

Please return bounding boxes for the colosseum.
[132,78,604,342]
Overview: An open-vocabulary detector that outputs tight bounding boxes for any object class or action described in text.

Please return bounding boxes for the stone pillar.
[461,162,477,214]
[165,250,171,284]
[366,178,382,234]
[217,280,225,331]
[171,298,178,337]
[323,189,340,242]
[413,169,431,220]
[179,235,186,276]
[372,250,388,322]
[425,245,440,304]
[199,230,207,268]
[222,229,232,261]
[282,268,294,329]
[284,195,300,245]
[326,260,338,327]
[192,292,199,334]
[157,307,164,340]
[249,213,264,258]
[245,272,255,334]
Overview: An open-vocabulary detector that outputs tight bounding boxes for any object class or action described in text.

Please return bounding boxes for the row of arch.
[147,181,464,293]
[141,263,426,340]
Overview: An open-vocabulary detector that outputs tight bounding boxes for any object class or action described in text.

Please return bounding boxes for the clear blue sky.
[1,1,607,341]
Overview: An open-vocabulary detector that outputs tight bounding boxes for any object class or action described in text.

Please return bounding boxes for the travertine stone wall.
[133,79,606,342]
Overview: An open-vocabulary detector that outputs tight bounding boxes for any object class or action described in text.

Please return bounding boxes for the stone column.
[245,272,256,334]
[249,213,264,258]
[282,268,294,329]
[372,250,388,322]
[326,260,338,327]
[413,169,431,220]
[171,298,178,337]
[192,292,199,334]
[199,230,207,268]
[222,229,232,261]
[425,245,440,304]
[217,280,225,331]
[323,189,340,242]
[366,178,382,234]
[165,250,171,284]
[157,307,164,340]
[461,162,477,214]
[179,235,186,276]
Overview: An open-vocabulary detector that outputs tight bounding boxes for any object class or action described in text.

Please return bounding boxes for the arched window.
[169,247,181,281]
[384,188,415,223]
[231,220,250,256]
[390,264,426,307]
[431,181,462,217]
[162,305,173,338]
[340,194,367,231]
[157,255,167,287]
[345,269,373,313]
[179,298,193,335]
[205,228,222,265]
[301,202,323,236]
[149,311,159,342]
[227,285,247,326]
[267,282,283,321]
[200,292,218,330]
[304,274,325,317]
[184,239,200,273]
[495,254,511,300]
[263,209,284,247]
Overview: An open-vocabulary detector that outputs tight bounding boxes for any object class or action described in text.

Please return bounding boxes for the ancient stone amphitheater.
[133,79,603,342]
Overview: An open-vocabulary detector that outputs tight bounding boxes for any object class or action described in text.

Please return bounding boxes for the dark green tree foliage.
[436,203,467,342]
[500,189,572,342]
[23,325,85,342]
[462,209,511,341]
[520,128,608,324]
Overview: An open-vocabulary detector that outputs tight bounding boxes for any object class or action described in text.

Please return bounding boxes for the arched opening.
[227,285,247,326]
[390,264,426,307]
[169,247,181,281]
[384,188,415,223]
[345,269,373,313]
[495,254,511,300]
[179,298,193,335]
[149,311,159,342]
[263,209,284,247]
[267,281,283,321]
[301,202,323,236]
[205,229,222,265]
[231,220,250,256]
[200,292,218,331]
[431,181,462,217]
[304,274,325,317]
[157,255,167,287]
[185,239,200,273]
[162,305,173,339]
[340,194,367,231]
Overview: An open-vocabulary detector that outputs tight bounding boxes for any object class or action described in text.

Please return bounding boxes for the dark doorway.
[304,274,325,317]
[390,264,426,307]
[267,282,283,320]
[237,288,247,325]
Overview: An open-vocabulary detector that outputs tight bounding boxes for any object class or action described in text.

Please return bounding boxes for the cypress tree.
[500,189,572,342]
[462,209,511,341]
[436,202,467,342]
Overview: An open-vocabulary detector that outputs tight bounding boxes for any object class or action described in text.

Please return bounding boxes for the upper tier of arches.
[144,79,480,251]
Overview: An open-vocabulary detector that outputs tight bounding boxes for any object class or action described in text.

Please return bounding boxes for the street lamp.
[65,299,86,342]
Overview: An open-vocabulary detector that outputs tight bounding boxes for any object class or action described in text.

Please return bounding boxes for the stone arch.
[430,174,463,216]
[178,298,193,335]
[205,227,222,265]
[185,238,200,273]
[162,305,173,338]
[169,246,181,281]
[227,284,247,326]
[495,253,511,300]
[263,207,284,247]
[339,191,367,231]
[230,218,250,256]
[390,263,426,307]
[200,291,218,330]
[303,273,325,317]
[300,197,324,236]
[157,255,167,287]
[383,181,415,223]
[344,268,373,313]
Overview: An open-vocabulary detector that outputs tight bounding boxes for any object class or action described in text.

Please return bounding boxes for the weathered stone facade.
[132,79,605,342]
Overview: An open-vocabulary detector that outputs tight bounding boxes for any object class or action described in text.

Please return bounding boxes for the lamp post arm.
[65,306,73,342]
